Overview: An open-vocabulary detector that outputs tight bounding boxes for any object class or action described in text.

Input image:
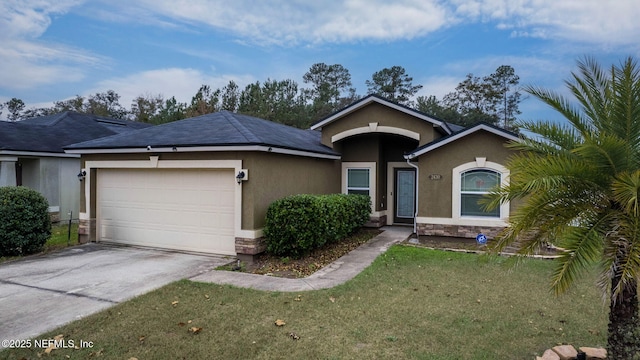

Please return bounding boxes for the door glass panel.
[396,170,415,218]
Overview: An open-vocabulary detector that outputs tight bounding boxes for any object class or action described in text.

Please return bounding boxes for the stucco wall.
[417,130,516,219]
[18,157,81,221]
[80,151,340,231]
[58,158,81,221]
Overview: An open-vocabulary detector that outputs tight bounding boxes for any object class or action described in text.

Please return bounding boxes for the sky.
[1,0,639,123]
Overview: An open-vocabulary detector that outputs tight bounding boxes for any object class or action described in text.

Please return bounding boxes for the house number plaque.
[428,174,442,180]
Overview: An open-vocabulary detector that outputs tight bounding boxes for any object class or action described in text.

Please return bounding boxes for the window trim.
[342,162,376,213]
[452,159,509,220]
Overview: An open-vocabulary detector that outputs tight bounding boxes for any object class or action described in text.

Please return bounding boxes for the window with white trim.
[460,169,500,217]
[346,168,370,195]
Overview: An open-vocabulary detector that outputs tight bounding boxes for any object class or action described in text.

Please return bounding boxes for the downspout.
[405,154,419,235]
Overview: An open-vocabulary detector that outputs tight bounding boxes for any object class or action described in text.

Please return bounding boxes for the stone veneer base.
[365,214,387,228]
[417,223,504,239]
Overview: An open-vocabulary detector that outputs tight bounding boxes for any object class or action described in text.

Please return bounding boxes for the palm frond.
[567,57,612,127]
[610,57,640,148]
[523,85,593,138]
[612,171,640,217]
[550,214,612,295]
[509,120,582,154]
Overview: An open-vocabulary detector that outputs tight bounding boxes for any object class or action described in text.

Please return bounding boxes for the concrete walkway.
[190,226,412,291]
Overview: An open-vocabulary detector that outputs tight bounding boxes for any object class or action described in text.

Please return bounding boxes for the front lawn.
[0,246,607,359]
[0,223,79,264]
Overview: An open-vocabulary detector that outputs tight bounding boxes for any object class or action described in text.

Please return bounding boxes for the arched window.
[460,169,500,217]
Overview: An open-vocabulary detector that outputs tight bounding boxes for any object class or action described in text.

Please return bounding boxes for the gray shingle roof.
[0,111,152,154]
[65,111,339,156]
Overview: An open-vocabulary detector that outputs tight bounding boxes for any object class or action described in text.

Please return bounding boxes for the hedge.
[264,193,371,257]
[0,186,51,256]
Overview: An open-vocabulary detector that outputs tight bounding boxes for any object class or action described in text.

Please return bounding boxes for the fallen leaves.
[275,319,286,327]
[189,327,203,334]
[294,295,302,302]
[246,229,381,278]
[329,296,336,303]
[171,301,179,307]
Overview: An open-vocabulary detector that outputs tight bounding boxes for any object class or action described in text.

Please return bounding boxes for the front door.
[394,168,416,224]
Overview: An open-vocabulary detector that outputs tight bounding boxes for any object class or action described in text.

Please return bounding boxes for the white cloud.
[451,0,640,46]
[126,0,458,45]
[88,68,256,108]
[0,0,106,90]
[417,76,460,99]
[98,0,640,48]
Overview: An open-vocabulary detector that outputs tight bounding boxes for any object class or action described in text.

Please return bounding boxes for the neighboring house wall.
[17,157,81,222]
[416,130,516,238]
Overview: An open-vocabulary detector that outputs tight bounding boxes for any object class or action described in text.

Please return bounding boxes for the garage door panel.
[97,168,236,255]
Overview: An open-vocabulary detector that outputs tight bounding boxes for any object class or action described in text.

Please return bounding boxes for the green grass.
[0,246,607,359]
[0,223,79,263]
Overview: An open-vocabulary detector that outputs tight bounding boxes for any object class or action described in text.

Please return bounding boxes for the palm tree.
[487,57,640,359]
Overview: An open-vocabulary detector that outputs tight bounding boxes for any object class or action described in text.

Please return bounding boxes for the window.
[460,169,500,217]
[347,168,370,195]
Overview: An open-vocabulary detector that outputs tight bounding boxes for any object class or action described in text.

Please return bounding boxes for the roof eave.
[406,123,521,158]
[0,150,80,158]
[64,145,341,160]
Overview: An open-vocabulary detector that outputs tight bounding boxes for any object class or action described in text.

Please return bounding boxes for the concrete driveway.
[0,243,229,342]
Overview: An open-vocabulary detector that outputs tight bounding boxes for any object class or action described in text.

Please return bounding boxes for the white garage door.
[97,168,236,255]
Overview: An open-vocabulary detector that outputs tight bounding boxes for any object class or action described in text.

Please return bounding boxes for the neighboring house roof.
[405,122,521,159]
[0,111,152,156]
[310,94,457,135]
[65,111,340,159]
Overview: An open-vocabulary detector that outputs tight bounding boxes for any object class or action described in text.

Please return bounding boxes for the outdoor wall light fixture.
[77,170,86,181]
[236,171,245,184]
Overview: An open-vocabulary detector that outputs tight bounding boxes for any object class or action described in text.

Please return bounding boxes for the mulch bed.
[242,228,383,278]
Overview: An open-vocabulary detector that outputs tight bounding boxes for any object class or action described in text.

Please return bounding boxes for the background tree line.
[1,64,521,131]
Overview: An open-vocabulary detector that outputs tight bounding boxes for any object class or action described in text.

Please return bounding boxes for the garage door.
[97,168,236,255]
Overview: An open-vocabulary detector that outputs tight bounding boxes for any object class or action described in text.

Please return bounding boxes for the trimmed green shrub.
[264,193,371,257]
[0,186,51,256]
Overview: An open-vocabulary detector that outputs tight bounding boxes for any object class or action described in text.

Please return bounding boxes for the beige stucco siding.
[80,151,340,231]
[241,152,340,229]
[417,131,516,218]
[320,103,442,147]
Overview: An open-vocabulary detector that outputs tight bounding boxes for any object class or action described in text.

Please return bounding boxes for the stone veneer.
[235,236,266,263]
[49,211,60,223]
[417,223,504,239]
[365,214,387,228]
[78,218,96,244]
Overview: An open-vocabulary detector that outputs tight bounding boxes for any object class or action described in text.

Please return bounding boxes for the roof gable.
[310,94,453,135]
[406,122,521,159]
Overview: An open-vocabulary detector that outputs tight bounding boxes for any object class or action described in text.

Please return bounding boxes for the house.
[65,95,519,259]
[0,111,153,221]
